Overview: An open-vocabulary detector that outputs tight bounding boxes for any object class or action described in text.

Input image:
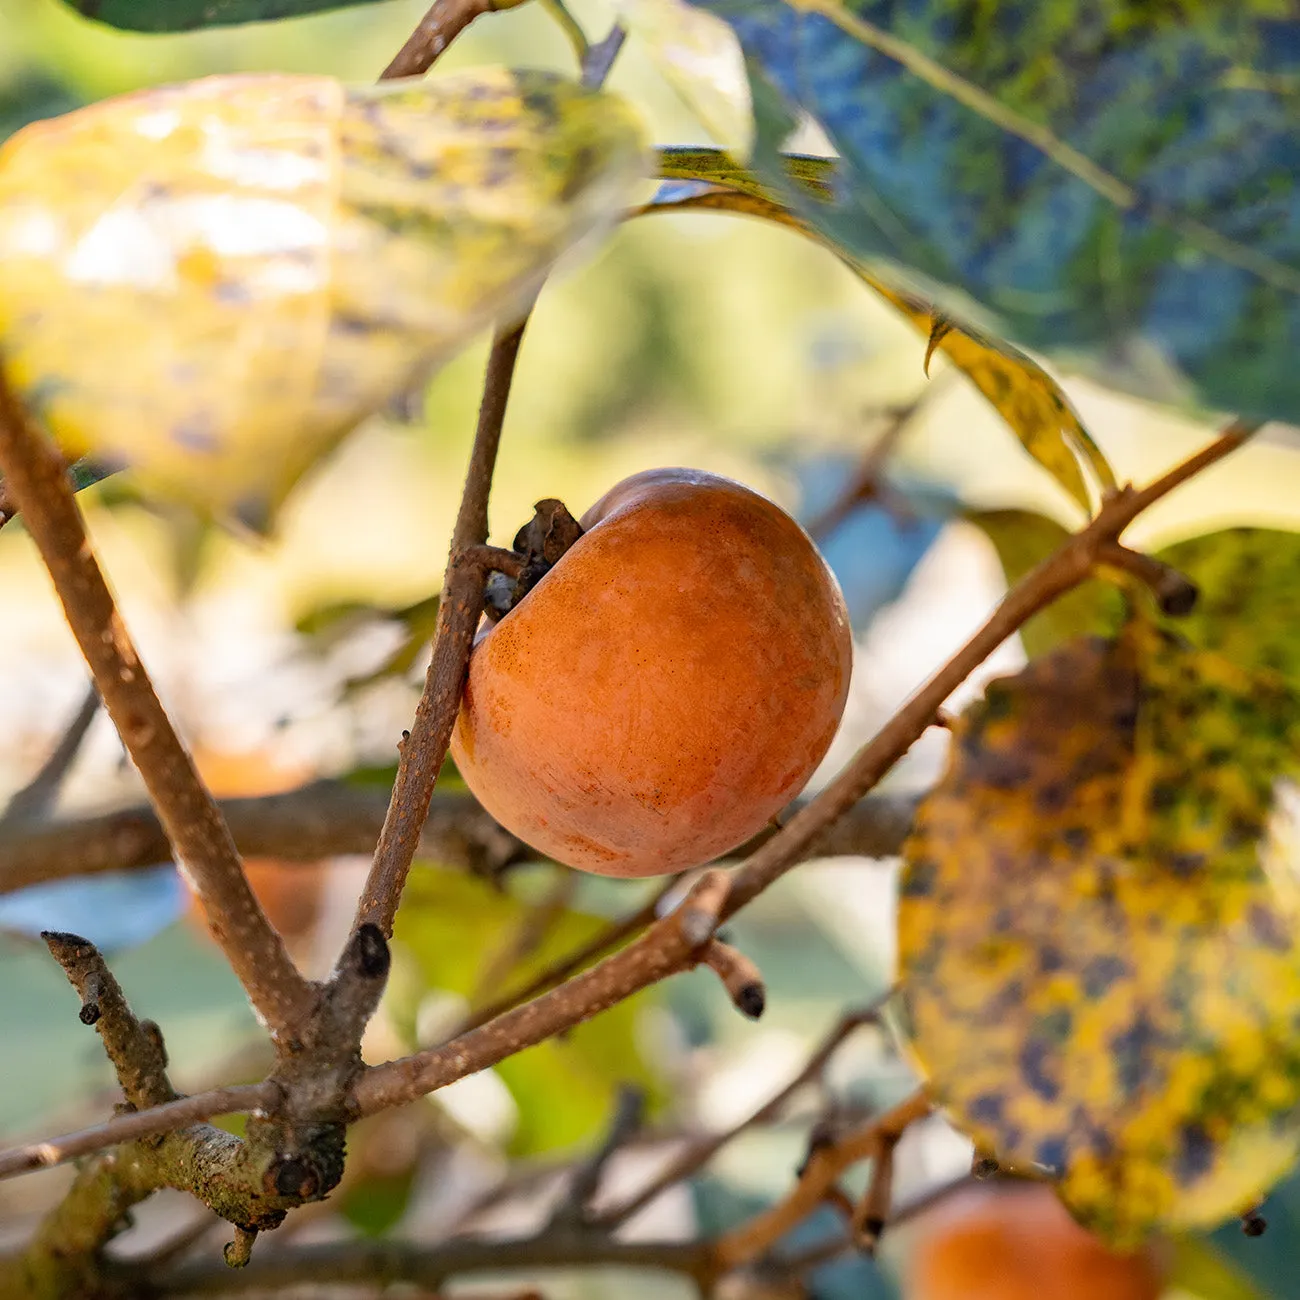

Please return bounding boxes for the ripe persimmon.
[450,468,852,877]
[905,1184,1165,1300]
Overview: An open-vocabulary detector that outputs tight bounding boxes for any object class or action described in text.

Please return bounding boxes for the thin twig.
[0,782,532,895]
[549,1084,645,1228]
[0,1084,276,1180]
[159,1234,712,1295]
[0,374,315,1043]
[453,876,680,1034]
[349,322,527,941]
[1,682,100,825]
[713,1092,932,1270]
[805,396,929,542]
[593,1004,883,1229]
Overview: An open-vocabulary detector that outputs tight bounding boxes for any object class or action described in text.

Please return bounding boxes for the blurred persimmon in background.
[904,1182,1165,1300]
[186,747,328,959]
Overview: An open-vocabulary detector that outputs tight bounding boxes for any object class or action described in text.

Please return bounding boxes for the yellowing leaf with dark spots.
[645,152,1115,511]
[896,618,1300,1246]
[1156,529,1300,690]
[0,71,648,528]
[863,277,1115,513]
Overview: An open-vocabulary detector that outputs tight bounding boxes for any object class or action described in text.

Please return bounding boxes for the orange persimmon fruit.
[450,468,853,877]
[905,1183,1165,1300]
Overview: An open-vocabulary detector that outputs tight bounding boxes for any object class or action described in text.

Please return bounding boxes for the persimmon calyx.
[484,497,585,621]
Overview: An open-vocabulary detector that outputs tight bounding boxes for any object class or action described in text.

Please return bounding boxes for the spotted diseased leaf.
[0,70,649,527]
[867,281,1115,511]
[695,0,1300,428]
[1158,529,1300,689]
[897,618,1300,1246]
[972,517,1300,686]
[649,148,1115,509]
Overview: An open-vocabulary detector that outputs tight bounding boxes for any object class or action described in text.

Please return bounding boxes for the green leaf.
[650,148,1116,511]
[972,518,1300,687]
[897,617,1300,1246]
[968,509,1122,657]
[620,0,755,158]
[691,0,1300,428]
[0,69,648,527]
[54,0,386,33]
[1168,1237,1265,1300]
[393,871,663,1156]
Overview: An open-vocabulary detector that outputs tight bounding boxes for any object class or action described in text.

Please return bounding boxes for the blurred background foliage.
[1,0,1300,1296]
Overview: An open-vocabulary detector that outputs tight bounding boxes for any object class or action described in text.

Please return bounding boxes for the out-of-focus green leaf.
[692,0,1300,428]
[295,592,440,693]
[393,871,663,1156]
[0,69,648,527]
[0,75,80,143]
[621,0,754,158]
[339,1166,418,1238]
[649,150,1115,510]
[969,509,1122,657]
[897,617,1300,1246]
[55,0,388,32]
[1168,1237,1265,1300]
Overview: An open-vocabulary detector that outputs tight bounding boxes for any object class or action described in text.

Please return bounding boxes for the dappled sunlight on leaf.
[897,618,1300,1245]
[0,69,649,527]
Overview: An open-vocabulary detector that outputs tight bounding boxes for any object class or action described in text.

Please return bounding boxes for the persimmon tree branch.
[592,1003,886,1229]
[0,1086,276,1181]
[0,785,918,897]
[349,322,527,939]
[713,1091,934,1271]
[0,375,315,1043]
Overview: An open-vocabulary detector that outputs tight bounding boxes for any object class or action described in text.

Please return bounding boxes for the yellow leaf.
[645,155,1116,512]
[897,618,1300,1246]
[0,70,649,527]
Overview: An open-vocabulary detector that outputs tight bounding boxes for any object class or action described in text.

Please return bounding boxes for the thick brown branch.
[0,378,315,1043]
[0,787,920,897]
[158,1233,711,1295]
[0,783,530,896]
[350,322,526,941]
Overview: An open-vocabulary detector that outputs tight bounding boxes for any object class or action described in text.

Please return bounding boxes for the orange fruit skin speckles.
[906,1184,1165,1300]
[450,468,853,877]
